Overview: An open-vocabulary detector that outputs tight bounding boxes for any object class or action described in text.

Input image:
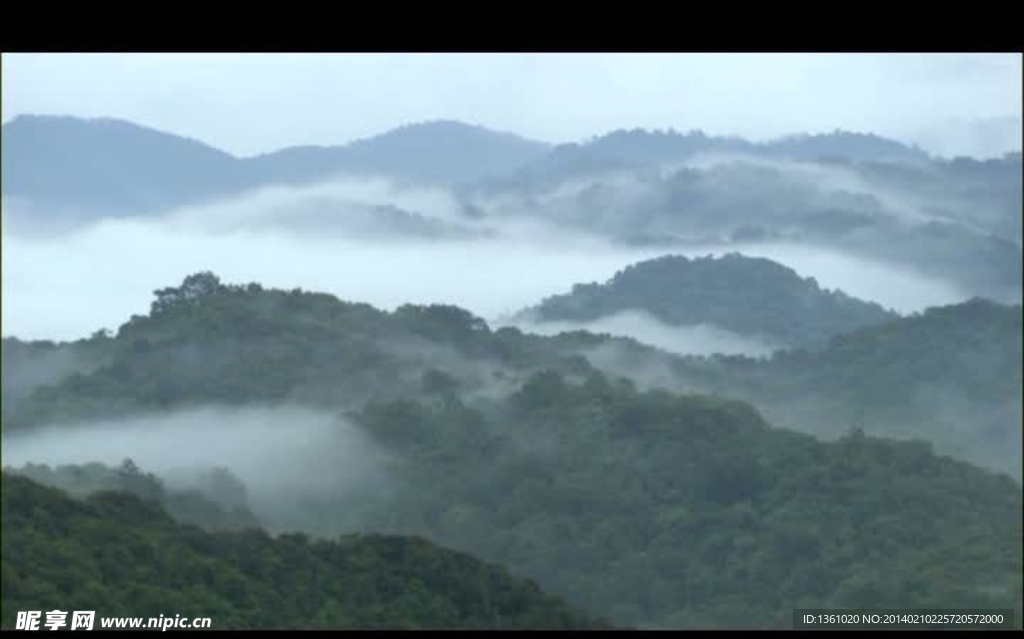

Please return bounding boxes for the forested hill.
[3,273,1017,478]
[2,274,1021,628]
[675,297,1021,461]
[346,373,1023,628]
[5,460,263,532]
[480,128,930,189]
[773,296,1022,401]
[0,472,610,630]
[0,272,610,430]
[4,375,1021,629]
[523,253,898,348]
[585,296,1022,478]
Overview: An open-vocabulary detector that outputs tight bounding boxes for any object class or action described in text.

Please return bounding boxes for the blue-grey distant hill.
[0,115,551,216]
[3,115,936,218]
[489,128,931,189]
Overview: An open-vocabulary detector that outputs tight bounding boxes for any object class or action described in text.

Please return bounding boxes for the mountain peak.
[349,118,548,148]
[529,253,897,349]
[3,113,234,156]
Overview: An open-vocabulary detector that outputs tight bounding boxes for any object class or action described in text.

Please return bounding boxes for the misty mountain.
[759,130,930,163]
[6,459,261,532]
[6,52,1020,634]
[345,372,1021,628]
[12,115,1015,307]
[484,128,930,190]
[0,272,602,429]
[3,273,1016,478]
[1,115,549,219]
[1,472,608,630]
[744,298,1023,473]
[1,115,252,218]
[4,115,942,229]
[2,272,1020,629]
[591,297,1023,478]
[220,199,485,241]
[1,335,110,408]
[246,120,549,187]
[829,153,1024,245]
[520,253,898,349]
[464,150,1022,303]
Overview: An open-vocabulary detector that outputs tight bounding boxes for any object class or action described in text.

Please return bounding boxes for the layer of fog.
[2,175,973,341]
[1,347,101,405]
[471,153,1020,299]
[501,310,781,358]
[579,338,1023,480]
[579,341,700,396]
[1,180,665,340]
[681,153,955,226]
[0,405,395,533]
[905,116,1023,160]
[476,152,996,233]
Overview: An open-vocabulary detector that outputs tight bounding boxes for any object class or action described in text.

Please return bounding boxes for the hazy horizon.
[3,53,1021,159]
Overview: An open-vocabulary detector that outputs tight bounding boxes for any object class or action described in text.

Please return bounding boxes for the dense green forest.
[3,274,1021,629]
[523,253,897,348]
[650,297,1023,477]
[0,472,609,630]
[4,63,1021,633]
[7,271,1013,475]
[6,460,261,532]
[314,373,1023,628]
[0,272,601,430]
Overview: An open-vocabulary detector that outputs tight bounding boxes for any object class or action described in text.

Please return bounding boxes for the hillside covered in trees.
[5,54,1020,633]
[0,472,609,630]
[5,460,261,532]
[521,253,897,349]
[0,272,601,430]
[2,274,1021,629]
[645,297,1023,477]
[341,373,1022,628]
[4,272,1017,476]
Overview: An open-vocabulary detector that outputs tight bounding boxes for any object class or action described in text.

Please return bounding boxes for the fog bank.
[501,310,782,358]
[3,177,974,341]
[0,405,394,532]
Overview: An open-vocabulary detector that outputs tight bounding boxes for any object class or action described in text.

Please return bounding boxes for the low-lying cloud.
[501,309,782,358]
[1,180,665,341]
[2,175,976,342]
[0,405,394,532]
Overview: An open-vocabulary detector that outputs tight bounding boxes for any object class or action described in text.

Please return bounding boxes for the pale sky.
[2,53,1021,158]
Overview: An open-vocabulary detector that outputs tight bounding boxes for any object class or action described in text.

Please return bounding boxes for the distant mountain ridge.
[3,114,935,219]
[245,119,551,187]
[1,115,250,215]
[1,115,551,216]
[491,128,931,188]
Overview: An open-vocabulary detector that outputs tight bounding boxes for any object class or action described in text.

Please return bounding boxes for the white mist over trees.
[2,53,1021,631]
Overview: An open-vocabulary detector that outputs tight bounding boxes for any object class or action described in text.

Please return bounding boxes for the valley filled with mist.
[2,93,1022,630]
